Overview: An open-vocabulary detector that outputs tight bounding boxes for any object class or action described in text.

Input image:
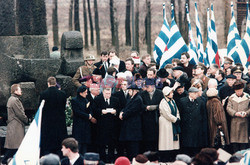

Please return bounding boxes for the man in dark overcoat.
[119,84,143,161]
[40,77,68,157]
[179,87,208,157]
[140,78,163,152]
[92,88,120,163]
[94,51,110,78]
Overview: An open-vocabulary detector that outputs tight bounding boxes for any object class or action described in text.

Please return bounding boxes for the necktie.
[106,99,109,105]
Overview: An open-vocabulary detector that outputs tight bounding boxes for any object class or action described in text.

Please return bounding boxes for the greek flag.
[153,3,171,65]
[195,2,205,63]
[10,100,45,165]
[227,1,241,60]
[210,3,220,67]
[186,3,198,65]
[160,4,188,69]
[233,2,250,68]
[205,8,212,66]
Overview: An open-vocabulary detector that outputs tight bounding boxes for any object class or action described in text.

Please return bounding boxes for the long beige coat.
[158,98,180,151]
[226,93,250,143]
[5,94,28,149]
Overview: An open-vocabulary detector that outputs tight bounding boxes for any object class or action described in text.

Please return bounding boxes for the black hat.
[145,78,155,86]
[92,68,102,75]
[226,74,237,79]
[233,81,244,90]
[128,84,140,90]
[172,66,184,71]
[79,75,92,82]
[157,68,169,78]
[84,152,100,161]
[77,85,87,93]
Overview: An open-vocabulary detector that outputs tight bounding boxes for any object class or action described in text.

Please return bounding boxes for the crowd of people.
[2,50,250,164]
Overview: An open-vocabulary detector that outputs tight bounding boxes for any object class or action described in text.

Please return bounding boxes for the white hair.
[208,78,218,88]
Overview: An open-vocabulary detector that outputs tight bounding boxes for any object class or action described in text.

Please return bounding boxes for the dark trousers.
[180,147,202,157]
[141,140,158,153]
[78,143,88,156]
[40,148,63,159]
[124,141,140,161]
[99,144,115,163]
[232,143,249,153]
[2,149,17,164]
[159,150,179,162]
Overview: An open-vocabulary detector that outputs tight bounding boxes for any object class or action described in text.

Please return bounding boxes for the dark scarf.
[166,98,181,141]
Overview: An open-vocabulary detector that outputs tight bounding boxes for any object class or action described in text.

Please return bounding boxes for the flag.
[205,8,212,66]
[195,2,205,63]
[227,1,241,60]
[9,100,45,165]
[186,3,198,65]
[210,3,220,67]
[159,4,188,68]
[153,3,171,65]
[233,2,250,68]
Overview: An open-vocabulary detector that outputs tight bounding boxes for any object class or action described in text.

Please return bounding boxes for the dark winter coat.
[140,89,164,141]
[39,87,68,154]
[179,96,208,148]
[94,60,110,78]
[61,154,84,165]
[93,94,120,145]
[71,95,91,144]
[113,90,130,110]
[138,62,149,78]
[119,93,143,141]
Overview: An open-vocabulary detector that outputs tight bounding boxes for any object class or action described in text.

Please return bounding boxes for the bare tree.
[69,0,73,31]
[183,0,189,44]
[178,0,183,38]
[125,0,131,46]
[74,0,80,31]
[52,0,59,46]
[87,0,94,46]
[146,0,151,54]
[114,2,119,54]
[135,0,140,52]
[94,0,101,54]
[83,0,89,49]
[110,0,115,46]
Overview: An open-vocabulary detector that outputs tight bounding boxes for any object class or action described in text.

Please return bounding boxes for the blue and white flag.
[10,100,45,165]
[160,4,188,68]
[205,8,212,66]
[153,3,171,65]
[210,3,220,67]
[195,2,205,63]
[233,2,250,69]
[227,1,241,59]
[186,3,198,65]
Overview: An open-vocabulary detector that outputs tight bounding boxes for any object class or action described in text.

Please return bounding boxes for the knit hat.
[115,156,131,165]
[206,88,218,97]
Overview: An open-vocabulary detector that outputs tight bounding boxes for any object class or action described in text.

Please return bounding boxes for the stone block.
[19,82,38,110]
[23,35,50,59]
[61,31,83,49]
[56,75,76,97]
[0,36,24,57]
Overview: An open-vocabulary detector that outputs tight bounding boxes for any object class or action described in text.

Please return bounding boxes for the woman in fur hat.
[226,81,250,153]
[206,88,230,148]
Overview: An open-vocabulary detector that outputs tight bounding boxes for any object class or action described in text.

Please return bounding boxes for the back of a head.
[132,154,149,165]
[40,153,60,165]
[200,148,218,162]
[192,153,213,165]
[47,76,57,86]
[176,154,192,164]
[143,151,159,162]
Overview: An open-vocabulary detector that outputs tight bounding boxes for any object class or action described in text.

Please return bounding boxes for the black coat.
[179,96,208,148]
[71,96,91,144]
[113,90,130,109]
[120,93,143,141]
[119,60,126,72]
[173,90,188,110]
[94,60,109,78]
[138,62,149,78]
[39,87,68,154]
[140,89,163,141]
[93,94,120,145]
[61,154,84,165]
